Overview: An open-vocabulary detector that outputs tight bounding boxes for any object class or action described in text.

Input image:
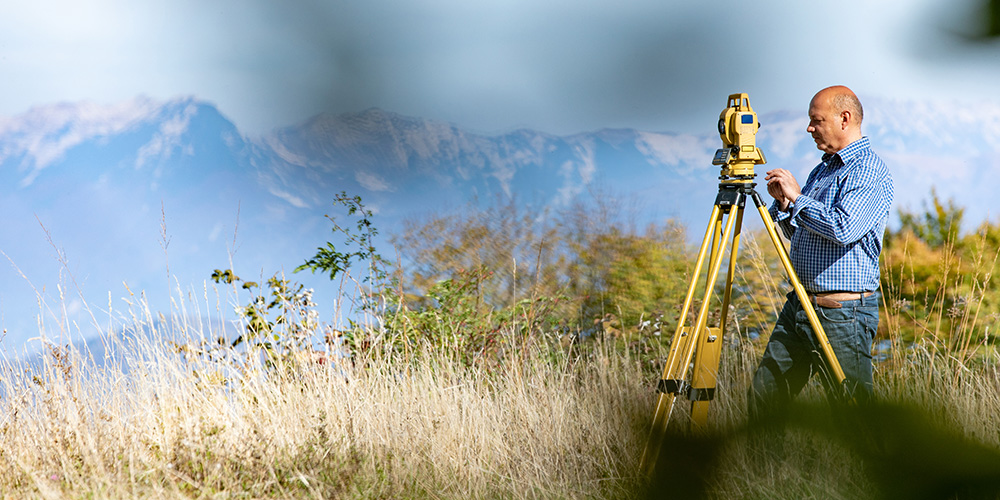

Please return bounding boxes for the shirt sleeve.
[768,162,822,240]
[789,161,892,246]
[769,200,796,240]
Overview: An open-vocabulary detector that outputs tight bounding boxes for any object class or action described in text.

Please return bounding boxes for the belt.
[807,291,873,309]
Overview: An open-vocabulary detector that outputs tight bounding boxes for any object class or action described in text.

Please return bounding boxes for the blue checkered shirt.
[769,137,893,293]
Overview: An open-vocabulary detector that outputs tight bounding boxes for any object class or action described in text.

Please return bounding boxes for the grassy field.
[0,297,653,499]
[4,215,1000,499]
[3,288,1000,500]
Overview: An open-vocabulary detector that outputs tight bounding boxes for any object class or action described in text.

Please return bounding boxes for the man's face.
[806,95,844,154]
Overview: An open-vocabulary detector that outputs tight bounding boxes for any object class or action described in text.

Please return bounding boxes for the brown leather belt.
[808,291,874,309]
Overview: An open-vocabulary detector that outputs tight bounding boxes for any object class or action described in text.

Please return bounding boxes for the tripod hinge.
[657,379,717,401]
[657,379,686,395]
[687,387,716,401]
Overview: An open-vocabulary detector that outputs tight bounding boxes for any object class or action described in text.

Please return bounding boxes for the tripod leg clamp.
[656,379,717,401]
[657,379,686,394]
[687,387,716,401]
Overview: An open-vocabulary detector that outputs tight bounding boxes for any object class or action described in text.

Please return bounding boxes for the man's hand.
[764,168,802,212]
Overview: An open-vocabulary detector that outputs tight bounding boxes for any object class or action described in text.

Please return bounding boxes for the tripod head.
[712,93,767,180]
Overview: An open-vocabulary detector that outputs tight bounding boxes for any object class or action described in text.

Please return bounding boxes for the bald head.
[806,86,864,154]
[822,85,864,126]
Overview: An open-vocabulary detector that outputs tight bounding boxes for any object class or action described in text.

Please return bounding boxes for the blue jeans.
[749,290,879,416]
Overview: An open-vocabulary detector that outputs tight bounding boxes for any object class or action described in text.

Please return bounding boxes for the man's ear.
[839,110,851,130]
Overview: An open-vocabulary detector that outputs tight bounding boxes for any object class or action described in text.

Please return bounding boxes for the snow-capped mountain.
[0,97,249,189]
[252,98,994,230]
[0,95,993,353]
[254,108,725,226]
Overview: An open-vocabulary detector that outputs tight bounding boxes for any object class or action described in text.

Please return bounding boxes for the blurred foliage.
[650,399,1000,500]
[897,187,964,248]
[202,187,1000,372]
[882,190,1000,360]
[388,193,695,355]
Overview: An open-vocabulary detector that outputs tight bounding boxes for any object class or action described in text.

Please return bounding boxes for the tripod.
[637,174,849,476]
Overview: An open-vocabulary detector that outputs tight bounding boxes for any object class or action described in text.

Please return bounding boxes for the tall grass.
[0,283,656,499]
[3,229,1000,499]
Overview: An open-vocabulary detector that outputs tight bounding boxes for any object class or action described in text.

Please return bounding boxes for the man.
[750,85,894,412]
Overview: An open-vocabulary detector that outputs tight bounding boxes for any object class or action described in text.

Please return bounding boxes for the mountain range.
[0,95,993,353]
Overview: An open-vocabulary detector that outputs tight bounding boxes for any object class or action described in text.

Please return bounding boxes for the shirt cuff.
[770,200,792,223]
[789,194,818,220]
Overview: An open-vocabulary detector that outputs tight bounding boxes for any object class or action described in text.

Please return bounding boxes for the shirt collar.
[821,137,870,167]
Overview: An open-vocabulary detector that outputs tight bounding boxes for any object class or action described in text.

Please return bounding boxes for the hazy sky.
[1,0,998,135]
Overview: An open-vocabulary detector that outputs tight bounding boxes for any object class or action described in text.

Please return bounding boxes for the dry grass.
[4,231,1000,498]
[0,289,657,499]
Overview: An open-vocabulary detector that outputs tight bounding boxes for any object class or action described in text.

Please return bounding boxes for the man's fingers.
[767,181,785,201]
[766,169,788,179]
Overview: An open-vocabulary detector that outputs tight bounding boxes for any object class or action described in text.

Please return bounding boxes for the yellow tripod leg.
[689,326,723,429]
[684,202,739,387]
[718,204,744,342]
[690,203,745,429]
[640,204,722,476]
[641,200,740,475]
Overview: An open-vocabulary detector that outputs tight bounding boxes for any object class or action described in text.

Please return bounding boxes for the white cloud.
[757,114,809,160]
[208,222,225,243]
[354,171,394,192]
[635,132,716,172]
[268,187,310,208]
[264,136,310,167]
[136,102,197,169]
[0,97,163,186]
